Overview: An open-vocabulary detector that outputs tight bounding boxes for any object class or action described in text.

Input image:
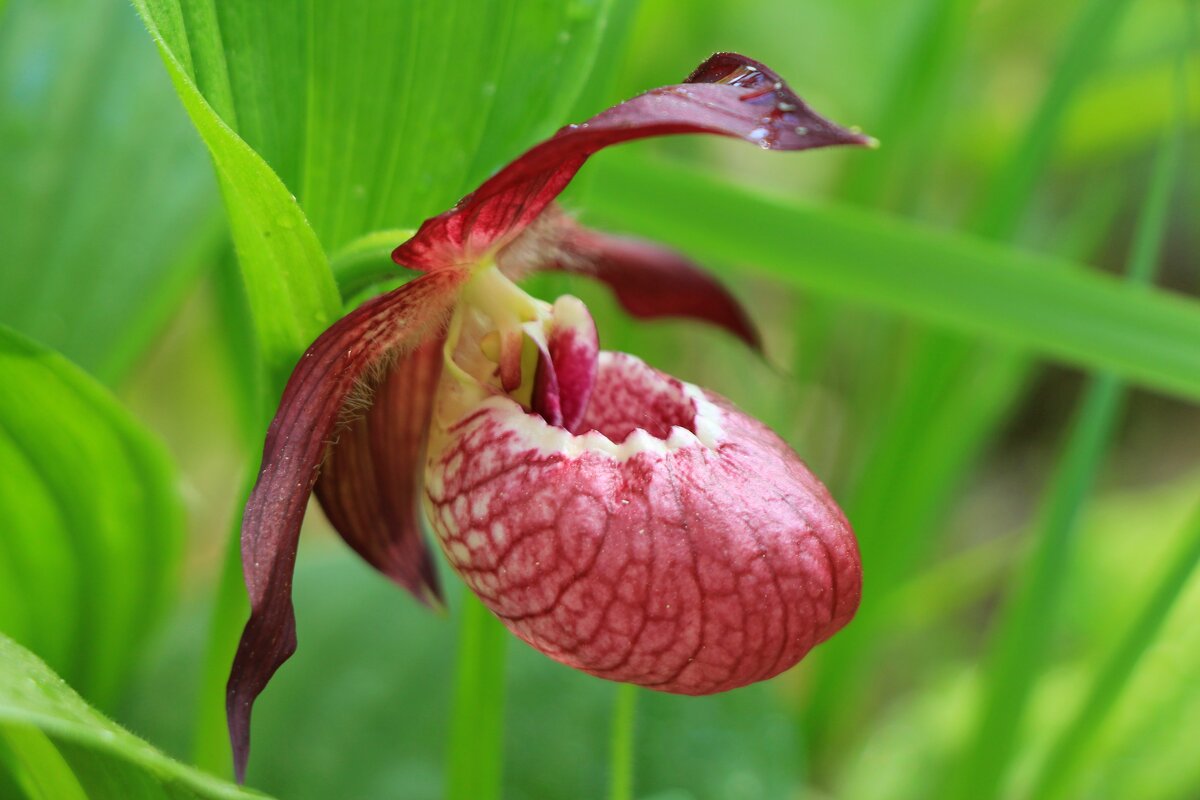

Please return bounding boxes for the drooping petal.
[393,51,871,273]
[523,216,761,351]
[228,269,465,782]
[424,351,861,695]
[313,337,445,607]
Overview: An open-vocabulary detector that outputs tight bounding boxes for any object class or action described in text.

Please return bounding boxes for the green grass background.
[0,0,1197,797]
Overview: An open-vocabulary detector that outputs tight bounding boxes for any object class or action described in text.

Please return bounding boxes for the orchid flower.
[227,52,868,780]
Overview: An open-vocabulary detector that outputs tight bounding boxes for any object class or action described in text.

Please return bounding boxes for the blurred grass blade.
[0,0,222,384]
[608,683,637,800]
[0,724,89,800]
[801,0,1136,754]
[949,49,1183,794]
[191,474,255,775]
[1029,501,1200,800]
[945,374,1123,798]
[969,0,1135,239]
[446,593,508,800]
[585,153,1200,401]
[1024,38,1193,799]
[0,325,183,712]
[835,0,978,207]
[0,633,265,799]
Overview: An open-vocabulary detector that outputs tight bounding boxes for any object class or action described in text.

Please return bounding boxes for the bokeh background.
[1,0,1197,798]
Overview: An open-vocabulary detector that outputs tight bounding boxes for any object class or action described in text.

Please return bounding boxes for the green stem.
[190,473,254,776]
[607,683,638,800]
[446,592,508,800]
[329,228,415,299]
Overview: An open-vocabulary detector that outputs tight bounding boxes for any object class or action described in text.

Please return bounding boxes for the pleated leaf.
[0,326,184,712]
[0,634,264,800]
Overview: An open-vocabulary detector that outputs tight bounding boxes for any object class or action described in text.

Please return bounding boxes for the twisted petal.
[228,269,465,781]
[424,352,861,693]
[313,336,445,605]
[393,51,871,273]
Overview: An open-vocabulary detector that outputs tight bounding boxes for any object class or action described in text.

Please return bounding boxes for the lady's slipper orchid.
[228,52,867,780]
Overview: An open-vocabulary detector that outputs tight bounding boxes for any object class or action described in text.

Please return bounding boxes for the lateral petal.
[313,337,445,607]
[529,217,761,351]
[393,52,870,272]
[227,269,465,782]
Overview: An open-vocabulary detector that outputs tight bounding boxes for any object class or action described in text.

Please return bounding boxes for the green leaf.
[129,3,342,382]
[0,0,223,384]
[0,325,184,711]
[0,633,265,799]
[584,152,1200,402]
[131,0,627,380]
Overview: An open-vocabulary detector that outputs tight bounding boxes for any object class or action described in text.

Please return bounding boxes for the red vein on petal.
[227,269,465,782]
[314,336,445,607]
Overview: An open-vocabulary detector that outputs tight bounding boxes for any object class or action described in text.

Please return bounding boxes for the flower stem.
[446,591,508,800]
[607,683,638,800]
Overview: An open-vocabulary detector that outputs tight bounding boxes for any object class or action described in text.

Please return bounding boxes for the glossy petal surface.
[393,51,871,272]
[425,352,861,693]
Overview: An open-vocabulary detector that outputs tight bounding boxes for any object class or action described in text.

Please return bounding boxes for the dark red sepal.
[533,217,762,351]
[393,51,871,273]
[313,337,445,607]
[227,269,465,782]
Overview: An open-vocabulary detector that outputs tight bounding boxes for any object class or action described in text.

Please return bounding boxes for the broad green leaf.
[128,5,341,382]
[0,325,183,711]
[584,152,1200,402]
[0,633,264,800]
[131,0,627,380]
[0,0,222,384]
